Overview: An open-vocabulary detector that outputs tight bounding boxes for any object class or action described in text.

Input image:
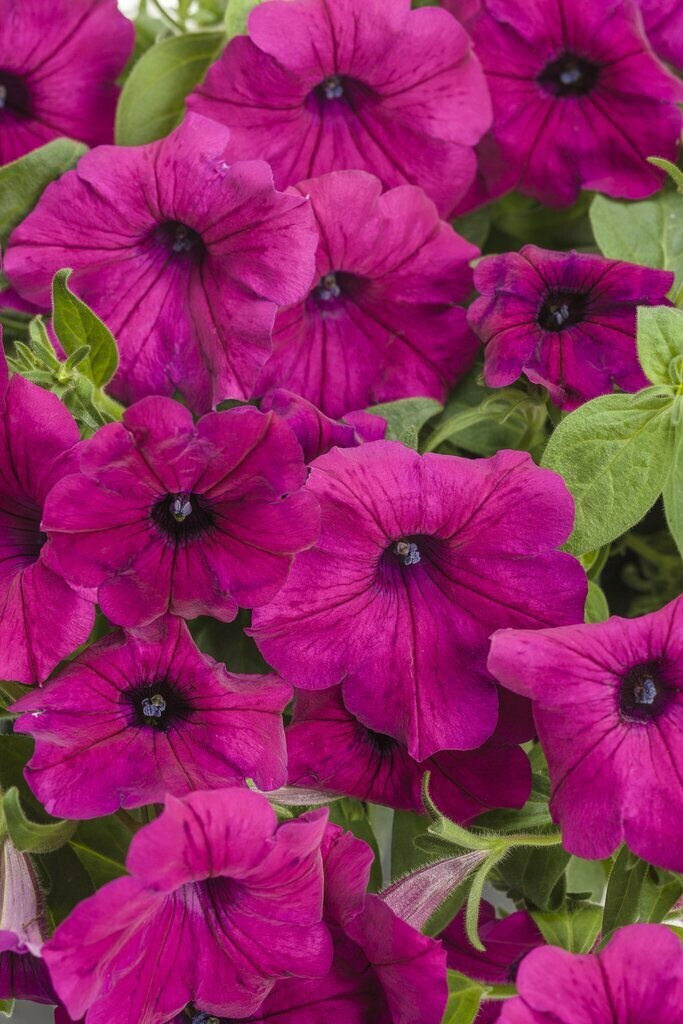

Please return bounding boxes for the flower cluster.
[0,0,682,1023]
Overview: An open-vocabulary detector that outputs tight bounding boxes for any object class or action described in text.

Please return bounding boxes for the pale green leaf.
[224,0,266,37]
[590,191,683,291]
[442,972,489,1024]
[663,426,683,557]
[542,389,676,555]
[0,138,87,248]
[115,31,225,146]
[585,580,609,623]
[647,157,683,193]
[636,306,683,386]
[366,397,442,442]
[532,904,602,953]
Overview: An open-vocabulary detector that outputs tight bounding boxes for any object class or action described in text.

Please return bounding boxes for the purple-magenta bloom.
[42,397,319,628]
[254,170,479,418]
[0,341,94,684]
[187,0,492,217]
[489,595,683,871]
[0,0,133,165]
[235,824,447,1023]
[11,615,291,818]
[469,0,683,206]
[497,924,683,1023]
[286,686,532,822]
[251,442,586,760]
[469,246,673,410]
[4,114,318,412]
[0,952,56,1006]
[43,790,332,1024]
[639,0,683,68]
[441,901,545,1023]
[260,389,386,463]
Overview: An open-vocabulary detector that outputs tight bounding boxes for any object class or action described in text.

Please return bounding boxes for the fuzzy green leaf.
[636,306,683,386]
[663,425,683,557]
[116,31,225,146]
[52,270,119,387]
[590,191,683,291]
[542,389,676,555]
[442,972,489,1024]
[532,904,602,953]
[0,138,87,248]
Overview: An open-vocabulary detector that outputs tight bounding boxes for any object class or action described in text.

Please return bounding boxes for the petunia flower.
[43,789,332,1024]
[497,923,683,1023]
[638,0,683,68]
[187,0,492,217]
[488,595,683,871]
[251,441,586,760]
[4,114,318,412]
[11,615,291,818]
[42,396,319,628]
[254,170,480,418]
[0,340,94,684]
[440,901,545,1023]
[468,245,672,410]
[1,834,48,958]
[221,824,448,1023]
[468,0,683,206]
[286,685,532,822]
[260,389,386,463]
[0,953,57,1007]
[0,0,133,165]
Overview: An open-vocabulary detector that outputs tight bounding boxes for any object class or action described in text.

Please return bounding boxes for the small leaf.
[2,788,77,854]
[380,851,488,931]
[602,847,649,941]
[542,388,676,555]
[531,903,602,953]
[366,398,442,443]
[591,190,683,291]
[52,269,119,387]
[224,0,266,37]
[636,306,683,386]
[116,31,225,146]
[585,580,609,623]
[663,427,683,557]
[442,971,489,1024]
[0,138,87,248]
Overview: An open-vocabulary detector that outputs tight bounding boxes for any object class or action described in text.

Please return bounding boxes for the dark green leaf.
[390,810,430,879]
[0,138,87,248]
[2,788,77,854]
[70,815,132,887]
[116,31,225,146]
[602,847,648,941]
[51,270,119,387]
[0,734,44,823]
[497,845,571,911]
[40,843,95,926]
[442,971,489,1024]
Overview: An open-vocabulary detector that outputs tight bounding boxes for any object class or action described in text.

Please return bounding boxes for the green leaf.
[366,397,442,443]
[390,810,430,879]
[585,580,609,623]
[70,815,132,888]
[542,389,676,555]
[0,680,32,710]
[602,847,648,941]
[590,191,683,291]
[1,788,77,854]
[224,0,266,36]
[52,270,119,387]
[40,842,95,926]
[636,306,683,386]
[663,426,683,557]
[115,31,225,146]
[0,1000,14,1017]
[0,138,87,248]
[531,903,602,953]
[497,845,571,911]
[0,734,45,823]
[442,971,488,1024]
[647,157,683,193]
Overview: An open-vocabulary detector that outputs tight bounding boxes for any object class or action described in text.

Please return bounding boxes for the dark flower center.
[537,52,600,98]
[123,680,192,732]
[155,221,204,257]
[318,74,345,101]
[394,538,421,566]
[0,71,31,116]
[315,272,342,302]
[365,728,399,758]
[150,492,215,544]
[619,661,670,723]
[537,290,589,331]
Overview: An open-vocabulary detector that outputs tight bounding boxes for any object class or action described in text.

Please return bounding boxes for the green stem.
[465,852,504,951]
[497,831,563,850]
[148,0,185,31]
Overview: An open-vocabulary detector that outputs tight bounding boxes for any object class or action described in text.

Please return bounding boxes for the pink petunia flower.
[254,170,480,418]
[468,0,683,207]
[468,245,673,410]
[11,615,291,818]
[0,0,133,165]
[260,389,386,463]
[286,685,532,822]
[4,114,318,412]
[227,824,448,1023]
[497,924,683,1023]
[488,595,683,871]
[187,0,492,217]
[0,341,94,684]
[43,790,332,1024]
[638,0,683,68]
[251,441,586,761]
[42,396,319,628]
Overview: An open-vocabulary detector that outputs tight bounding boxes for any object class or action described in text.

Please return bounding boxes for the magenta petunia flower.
[0,342,94,684]
[497,924,683,1023]
[11,615,291,818]
[260,389,386,463]
[639,0,683,68]
[233,824,448,1023]
[251,442,586,760]
[488,595,683,871]
[42,397,319,628]
[254,170,479,418]
[441,0,481,27]
[468,245,673,410]
[468,0,683,206]
[0,0,133,165]
[43,789,332,1024]
[286,686,532,822]
[441,901,545,1024]
[4,114,318,412]
[187,0,492,217]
